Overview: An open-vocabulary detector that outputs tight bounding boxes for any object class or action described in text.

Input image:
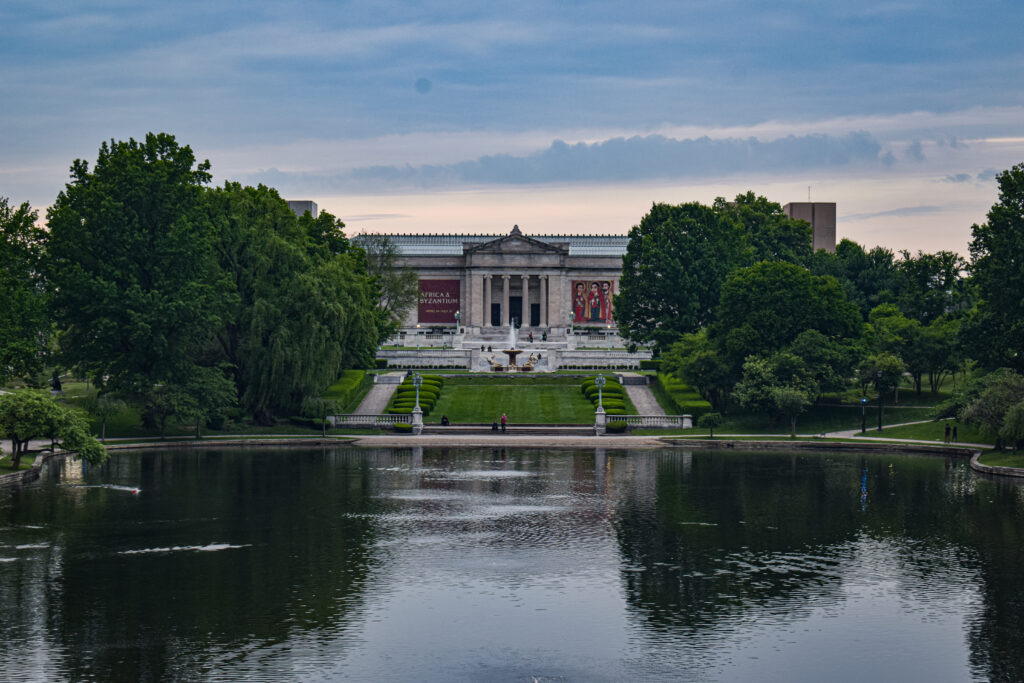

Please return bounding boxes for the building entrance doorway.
[530,303,540,327]
[510,297,523,327]
[491,303,501,327]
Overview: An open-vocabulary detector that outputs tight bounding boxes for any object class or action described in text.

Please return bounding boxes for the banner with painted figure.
[572,280,614,324]
[418,279,460,323]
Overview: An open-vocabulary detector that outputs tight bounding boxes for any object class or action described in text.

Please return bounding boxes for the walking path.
[624,384,665,416]
[352,373,404,414]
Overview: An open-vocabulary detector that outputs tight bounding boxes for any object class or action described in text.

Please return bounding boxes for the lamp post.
[413,372,423,409]
[416,323,421,350]
[411,372,424,435]
[861,397,867,434]
[454,310,460,330]
[569,309,574,336]
[594,374,607,435]
[595,374,606,408]
[606,324,612,349]
[876,370,884,432]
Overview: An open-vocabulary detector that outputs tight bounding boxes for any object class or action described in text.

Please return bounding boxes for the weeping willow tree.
[205,183,384,423]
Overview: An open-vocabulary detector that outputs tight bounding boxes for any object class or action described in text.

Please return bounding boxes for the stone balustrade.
[614,414,693,429]
[330,414,413,428]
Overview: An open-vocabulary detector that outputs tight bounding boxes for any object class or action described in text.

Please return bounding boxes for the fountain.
[502,320,522,369]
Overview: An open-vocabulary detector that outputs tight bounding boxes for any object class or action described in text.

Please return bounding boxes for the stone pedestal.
[412,406,423,435]
[594,406,606,435]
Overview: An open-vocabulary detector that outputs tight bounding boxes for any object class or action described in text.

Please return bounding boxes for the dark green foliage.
[605,421,628,433]
[713,261,862,371]
[0,198,49,382]
[0,390,106,468]
[323,371,373,413]
[809,239,899,319]
[697,411,723,437]
[204,182,384,423]
[46,133,218,396]
[616,201,748,349]
[393,422,413,432]
[639,360,661,371]
[966,163,1024,372]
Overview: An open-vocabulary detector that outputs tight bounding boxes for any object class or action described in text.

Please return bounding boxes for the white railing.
[330,414,412,428]
[614,415,693,429]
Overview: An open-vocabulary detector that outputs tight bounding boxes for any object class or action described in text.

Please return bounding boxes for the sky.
[2,0,1023,255]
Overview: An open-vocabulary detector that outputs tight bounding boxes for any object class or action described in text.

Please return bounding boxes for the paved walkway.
[352,374,404,414]
[624,384,665,416]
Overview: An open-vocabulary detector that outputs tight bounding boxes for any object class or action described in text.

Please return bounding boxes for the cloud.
[905,140,925,162]
[977,168,1000,181]
[943,173,972,183]
[251,131,886,192]
[843,205,944,222]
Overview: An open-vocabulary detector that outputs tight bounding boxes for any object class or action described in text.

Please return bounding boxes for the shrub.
[323,370,373,412]
[374,359,388,369]
[605,420,628,433]
[639,360,661,371]
[605,407,627,415]
[600,399,626,410]
[393,422,413,432]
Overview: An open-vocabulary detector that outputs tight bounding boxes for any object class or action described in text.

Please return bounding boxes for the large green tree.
[809,239,898,319]
[615,201,748,349]
[966,163,1024,372]
[0,198,49,383]
[45,133,219,397]
[203,182,383,423]
[713,192,813,265]
[711,260,862,373]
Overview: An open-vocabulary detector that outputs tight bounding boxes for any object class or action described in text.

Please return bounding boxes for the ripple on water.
[119,543,251,555]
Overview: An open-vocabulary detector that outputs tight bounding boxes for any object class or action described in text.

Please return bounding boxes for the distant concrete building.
[286,200,318,218]
[782,202,836,252]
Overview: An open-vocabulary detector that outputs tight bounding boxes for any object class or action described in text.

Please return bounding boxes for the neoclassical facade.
[359,226,628,335]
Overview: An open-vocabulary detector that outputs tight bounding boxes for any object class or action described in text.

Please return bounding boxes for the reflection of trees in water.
[961,476,1024,682]
[611,452,861,633]
[610,451,1024,680]
[0,447,388,680]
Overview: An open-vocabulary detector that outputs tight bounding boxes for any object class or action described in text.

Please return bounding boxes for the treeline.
[615,168,1024,445]
[1,133,401,428]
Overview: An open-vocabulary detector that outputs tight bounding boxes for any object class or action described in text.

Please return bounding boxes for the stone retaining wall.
[970,452,1024,478]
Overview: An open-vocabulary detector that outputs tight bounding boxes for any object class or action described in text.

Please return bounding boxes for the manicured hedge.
[393,422,413,432]
[639,360,661,371]
[323,370,374,412]
[605,421,628,433]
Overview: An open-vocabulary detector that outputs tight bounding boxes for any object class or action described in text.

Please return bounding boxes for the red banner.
[572,280,614,324]
[418,279,461,323]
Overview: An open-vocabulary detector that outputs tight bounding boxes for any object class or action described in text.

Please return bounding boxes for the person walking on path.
[944,423,951,444]
[952,425,958,442]
[500,413,508,433]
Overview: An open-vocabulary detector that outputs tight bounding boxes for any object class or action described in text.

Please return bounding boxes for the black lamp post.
[876,370,884,432]
[861,397,867,434]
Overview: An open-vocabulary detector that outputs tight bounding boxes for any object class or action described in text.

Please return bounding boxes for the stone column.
[483,275,492,327]
[521,274,529,327]
[501,275,510,327]
[540,275,548,327]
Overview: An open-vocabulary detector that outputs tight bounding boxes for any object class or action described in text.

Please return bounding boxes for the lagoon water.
[1,446,1023,681]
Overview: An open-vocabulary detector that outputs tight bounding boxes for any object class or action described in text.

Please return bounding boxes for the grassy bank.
[977,451,1024,468]
[422,375,635,424]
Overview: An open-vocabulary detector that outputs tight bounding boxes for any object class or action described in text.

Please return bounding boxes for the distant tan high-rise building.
[783,202,836,253]
[286,200,318,218]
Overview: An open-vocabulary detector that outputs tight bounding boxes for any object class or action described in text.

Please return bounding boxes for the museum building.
[356,225,628,337]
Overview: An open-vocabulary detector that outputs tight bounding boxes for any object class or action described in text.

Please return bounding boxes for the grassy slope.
[424,375,631,424]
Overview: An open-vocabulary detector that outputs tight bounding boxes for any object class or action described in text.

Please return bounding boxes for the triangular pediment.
[464,228,568,255]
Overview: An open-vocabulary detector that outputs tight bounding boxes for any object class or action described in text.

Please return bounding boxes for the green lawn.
[421,376,631,423]
[977,451,1024,468]
[0,452,39,472]
[863,419,991,444]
